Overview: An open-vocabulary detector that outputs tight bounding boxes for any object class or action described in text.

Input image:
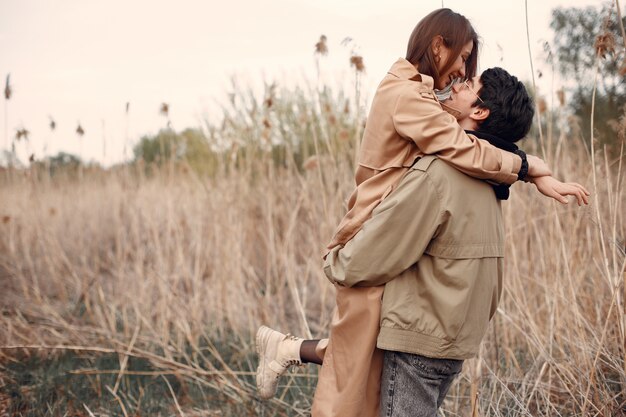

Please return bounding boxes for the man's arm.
[324,166,444,288]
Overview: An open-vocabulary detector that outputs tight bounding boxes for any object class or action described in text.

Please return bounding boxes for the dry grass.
[0,152,350,415]
[0,26,625,414]
[0,116,624,415]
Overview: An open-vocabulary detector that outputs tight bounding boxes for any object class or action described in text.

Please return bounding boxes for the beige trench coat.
[327,58,520,249]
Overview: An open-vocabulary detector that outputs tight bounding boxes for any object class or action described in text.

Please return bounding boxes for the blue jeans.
[379,350,463,417]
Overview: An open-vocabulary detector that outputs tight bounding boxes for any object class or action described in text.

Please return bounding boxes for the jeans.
[379,350,463,417]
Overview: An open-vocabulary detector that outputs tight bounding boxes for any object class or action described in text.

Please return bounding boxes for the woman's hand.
[530,175,590,205]
[526,154,552,178]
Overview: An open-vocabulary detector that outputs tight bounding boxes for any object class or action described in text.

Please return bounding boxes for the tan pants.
[311,285,384,417]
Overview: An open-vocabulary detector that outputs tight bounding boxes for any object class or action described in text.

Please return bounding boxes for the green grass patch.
[2,346,318,416]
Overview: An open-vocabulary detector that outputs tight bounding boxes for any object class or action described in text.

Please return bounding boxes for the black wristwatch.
[515,149,529,182]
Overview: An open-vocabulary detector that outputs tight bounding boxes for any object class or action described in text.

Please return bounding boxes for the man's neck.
[458,119,478,131]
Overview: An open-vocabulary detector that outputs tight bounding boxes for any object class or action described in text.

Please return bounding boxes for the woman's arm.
[526,154,552,177]
[529,176,590,205]
[392,89,551,183]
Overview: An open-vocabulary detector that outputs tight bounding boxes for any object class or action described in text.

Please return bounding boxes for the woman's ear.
[431,35,443,55]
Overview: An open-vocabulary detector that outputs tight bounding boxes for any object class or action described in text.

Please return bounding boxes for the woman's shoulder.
[385,58,435,90]
[380,61,435,99]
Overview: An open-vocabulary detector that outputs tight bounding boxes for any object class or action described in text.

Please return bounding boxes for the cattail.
[537,97,547,114]
[303,155,318,171]
[4,74,11,152]
[496,43,504,63]
[594,32,615,59]
[350,55,365,73]
[49,116,56,131]
[4,74,11,100]
[15,127,29,141]
[1,215,10,224]
[125,102,130,114]
[14,127,29,161]
[264,83,276,108]
[315,35,328,56]
[262,118,271,129]
[341,37,365,73]
[556,89,565,107]
[160,103,171,129]
[76,123,84,136]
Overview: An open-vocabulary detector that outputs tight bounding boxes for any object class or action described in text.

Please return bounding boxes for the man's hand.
[530,175,590,205]
[526,154,552,178]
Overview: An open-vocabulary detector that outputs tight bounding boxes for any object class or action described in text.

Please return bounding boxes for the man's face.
[444,76,483,123]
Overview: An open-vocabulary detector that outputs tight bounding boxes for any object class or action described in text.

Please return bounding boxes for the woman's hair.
[405,8,479,87]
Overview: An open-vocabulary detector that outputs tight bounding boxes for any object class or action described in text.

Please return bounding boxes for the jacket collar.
[388,58,434,89]
[464,130,516,201]
[464,130,518,153]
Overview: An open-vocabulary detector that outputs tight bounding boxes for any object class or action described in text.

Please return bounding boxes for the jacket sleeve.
[392,89,521,185]
[323,168,443,287]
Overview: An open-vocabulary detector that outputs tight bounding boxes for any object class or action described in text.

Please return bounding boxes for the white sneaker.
[256,325,303,399]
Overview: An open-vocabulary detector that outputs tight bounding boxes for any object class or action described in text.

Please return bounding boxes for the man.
[256,68,588,416]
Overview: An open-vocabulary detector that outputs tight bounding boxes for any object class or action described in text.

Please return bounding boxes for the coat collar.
[387,58,435,90]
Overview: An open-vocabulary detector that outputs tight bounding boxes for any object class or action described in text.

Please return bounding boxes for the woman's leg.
[300,339,325,364]
[311,285,384,417]
[257,285,384,414]
[257,327,329,398]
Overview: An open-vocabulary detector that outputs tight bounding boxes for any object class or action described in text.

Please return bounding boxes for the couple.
[256,8,588,417]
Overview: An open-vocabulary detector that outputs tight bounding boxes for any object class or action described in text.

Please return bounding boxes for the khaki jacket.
[324,156,504,360]
[327,58,520,249]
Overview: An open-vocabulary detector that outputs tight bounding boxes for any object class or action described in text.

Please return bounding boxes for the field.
[1,20,626,412]
[1,82,625,416]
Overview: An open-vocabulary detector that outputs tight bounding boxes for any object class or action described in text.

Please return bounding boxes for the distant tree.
[550,5,626,147]
[133,128,219,175]
[133,129,176,164]
[48,152,81,169]
[178,128,220,175]
[0,148,20,167]
[29,151,83,177]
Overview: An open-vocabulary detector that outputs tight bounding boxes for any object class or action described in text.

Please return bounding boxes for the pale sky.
[0,0,606,165]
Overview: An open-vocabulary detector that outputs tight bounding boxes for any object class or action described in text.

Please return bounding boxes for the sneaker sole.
[256,326,274,399]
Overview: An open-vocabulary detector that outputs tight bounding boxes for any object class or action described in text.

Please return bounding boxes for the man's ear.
[470,107,490,122]
[431,35,443,55]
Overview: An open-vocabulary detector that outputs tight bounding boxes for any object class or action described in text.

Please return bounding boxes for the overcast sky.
[0,0,607,165]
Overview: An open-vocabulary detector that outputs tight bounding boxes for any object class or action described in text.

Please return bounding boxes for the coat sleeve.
[323,168,444,287]
[392,90,521,185]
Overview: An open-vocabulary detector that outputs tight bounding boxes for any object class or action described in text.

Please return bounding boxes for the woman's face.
[436,40,473,90]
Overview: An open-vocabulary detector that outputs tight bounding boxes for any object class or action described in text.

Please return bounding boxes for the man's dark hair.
[475,67,534,142]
